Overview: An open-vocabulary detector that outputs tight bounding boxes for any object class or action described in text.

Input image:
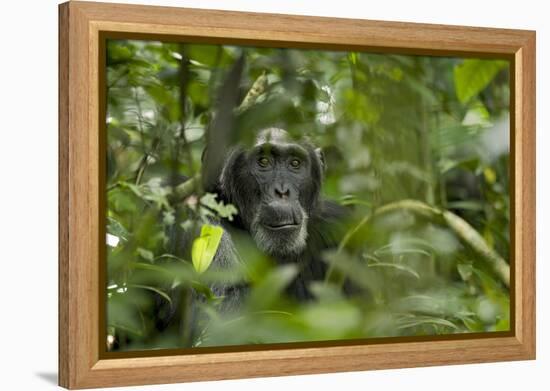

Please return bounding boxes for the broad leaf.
[454,59,508,103]
[191,224,224,274]
[246,265,298,310]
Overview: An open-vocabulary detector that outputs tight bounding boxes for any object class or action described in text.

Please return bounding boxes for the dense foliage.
[105,39,510,351]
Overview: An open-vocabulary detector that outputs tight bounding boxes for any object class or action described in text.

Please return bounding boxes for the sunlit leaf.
[107,216,129,241]
[191,224,224,274]
[200,193,238,221]
[483,167,497,184]
[454,59,508,103]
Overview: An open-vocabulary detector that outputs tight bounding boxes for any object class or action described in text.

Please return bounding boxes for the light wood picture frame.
[58,1,536,389]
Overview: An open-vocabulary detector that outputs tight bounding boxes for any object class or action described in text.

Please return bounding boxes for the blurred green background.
[105,39,510,351]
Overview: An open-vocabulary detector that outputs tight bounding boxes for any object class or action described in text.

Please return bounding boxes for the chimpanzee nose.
[274,184,290,199]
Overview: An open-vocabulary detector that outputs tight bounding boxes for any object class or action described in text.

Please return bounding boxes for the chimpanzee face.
[220,128,324,259]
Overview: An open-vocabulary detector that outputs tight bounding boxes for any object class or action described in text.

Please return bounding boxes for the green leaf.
[145,83,174,105]
[457,263,474,281]
[189,280,217,301]
[298,302,361,337]
[130,261,175,276]
[200,193,238,221]
[309,282,345,302]
[454,59,508,103]
[107,216,129,241]
[128,284,172,305]
[137,247,154,262]
[191,224,224,274]
[153,254,186,263]
[246,265,298,310]
[397,315,459,330]
[483,167,497,184]
[374,247,432,258]
[107,292,144,336]
[367,262,420,279]
[187,45,233,67]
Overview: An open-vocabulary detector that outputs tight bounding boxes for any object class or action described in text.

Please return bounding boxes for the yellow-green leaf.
[191,224,224,274]
[483,167,497,184]
[454,59,508,104]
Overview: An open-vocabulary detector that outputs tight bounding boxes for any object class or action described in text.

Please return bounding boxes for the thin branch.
[174,174,202,200]
[132,87,155,185]
[334,199,509,287]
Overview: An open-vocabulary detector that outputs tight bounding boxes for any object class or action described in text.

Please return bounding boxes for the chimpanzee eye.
[258,157,270,167]
[290,158,301,168]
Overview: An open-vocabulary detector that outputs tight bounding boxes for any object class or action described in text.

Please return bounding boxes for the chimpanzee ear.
[315,147,326,172]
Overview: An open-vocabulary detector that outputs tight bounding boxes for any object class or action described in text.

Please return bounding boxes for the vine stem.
[334,199,509,287]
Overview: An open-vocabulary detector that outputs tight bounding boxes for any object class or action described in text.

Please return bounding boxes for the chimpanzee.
[205,127,347,309]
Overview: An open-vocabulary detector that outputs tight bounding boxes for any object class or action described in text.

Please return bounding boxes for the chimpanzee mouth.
[263,223,300,231]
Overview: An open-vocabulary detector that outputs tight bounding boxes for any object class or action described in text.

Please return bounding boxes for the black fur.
[151,129,348,348]
[209,128,347,302]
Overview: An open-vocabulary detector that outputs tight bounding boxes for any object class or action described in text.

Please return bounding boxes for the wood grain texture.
[72,1,529,55]
[58,1,536,389]
[515,34,536,354]
[58,3,70,387]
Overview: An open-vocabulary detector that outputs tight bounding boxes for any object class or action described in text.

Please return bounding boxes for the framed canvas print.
[58,1,536,389]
